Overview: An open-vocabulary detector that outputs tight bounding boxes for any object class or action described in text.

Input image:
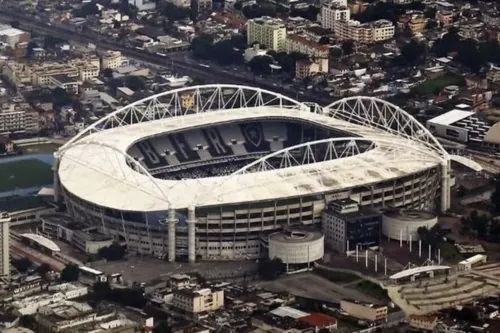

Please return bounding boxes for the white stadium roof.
[57,85,456,212]
[59,108,443,211]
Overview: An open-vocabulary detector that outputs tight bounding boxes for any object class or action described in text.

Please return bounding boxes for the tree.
[341,40,354,56]
[102,68,114,78]
[10,21,20,29]
[74,2,101,17]
[154,321,172,333]
[36,263,52,277]
[400,40,425,65]
[26,41,38,59]
[191,34,214,60]
[52,87,72,107]
[93,281,112,295]
[92,281,146,308]
[451,306,479,322]
[318,36,330,45]
[98,243,126,261]
[491,173,500,213]
[212,40,243,65]
[12,257,33,273]
[258,258,285,280]
[125,76,145,91]
[330,47,342,58]
[44,36,66,49]
[234,1,243,10]
[249,55,272,76]
[60,263,80,282]
[424,7,437,19]
[290,5,319,21]
[242,3,277,18]
[273,52,295,73]
[426,19,438,30]
[163,2,191,22]
[353,1,424,23]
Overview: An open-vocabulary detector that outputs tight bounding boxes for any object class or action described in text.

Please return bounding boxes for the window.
[445,128,460,138]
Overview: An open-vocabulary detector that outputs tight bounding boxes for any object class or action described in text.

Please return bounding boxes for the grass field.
[353,280,390,302]
[0,159,53,192]
[412,74,465,96]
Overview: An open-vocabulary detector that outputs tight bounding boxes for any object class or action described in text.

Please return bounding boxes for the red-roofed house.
[286,34,329,59]
[299,313,337,331]
[409,314,438,331]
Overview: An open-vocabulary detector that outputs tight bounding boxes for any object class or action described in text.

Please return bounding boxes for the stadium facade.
[54,85,471,262]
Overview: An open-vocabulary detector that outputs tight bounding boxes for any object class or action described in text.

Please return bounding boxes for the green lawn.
[353,280,390,302]
[412,74,465,96]
[439,242,459,263]
[0,159,53,192]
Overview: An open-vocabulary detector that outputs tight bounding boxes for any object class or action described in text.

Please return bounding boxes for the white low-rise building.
[172,288,224,314]
[12,284,88,316]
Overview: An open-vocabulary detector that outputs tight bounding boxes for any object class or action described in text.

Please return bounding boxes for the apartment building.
[168,0,191,7]
[12,284,88,316]
[29,64,79,86]
[285,34,329,58]
[295,58,329,78]
[5,60,99,88]
[173,288,224,314]
[340,299,388,322]
[321,1,350,31]
[334,19,394,44]
[398,13,427,35]
[101,51,123,69]
[129,0,156,11]
[247,17,286,52]
[436,10,454,26]
[49,75,80,94]
[35,301,131,333]
[192,0,212,11]
[3,62,32,86]
[0,102,39,134]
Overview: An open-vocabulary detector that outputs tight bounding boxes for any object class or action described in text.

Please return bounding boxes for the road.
[0,8,332,105]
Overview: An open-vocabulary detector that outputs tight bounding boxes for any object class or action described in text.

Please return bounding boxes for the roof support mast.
[187,206,196,263]
[168,208,177,262]
[440,158,451,212]
[53,152,61,204]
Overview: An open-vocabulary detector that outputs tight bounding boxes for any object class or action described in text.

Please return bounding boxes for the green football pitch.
[0,159,53,193]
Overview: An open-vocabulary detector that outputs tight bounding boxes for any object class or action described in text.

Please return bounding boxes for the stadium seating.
[128,121,339,179]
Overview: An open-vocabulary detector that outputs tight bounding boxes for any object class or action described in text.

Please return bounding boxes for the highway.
[0,8,332,105]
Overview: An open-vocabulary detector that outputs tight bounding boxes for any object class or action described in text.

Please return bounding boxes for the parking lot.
[255,272,381,304]
[90,255,258,283]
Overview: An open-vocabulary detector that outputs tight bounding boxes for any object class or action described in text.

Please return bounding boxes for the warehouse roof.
[427,110,474,126]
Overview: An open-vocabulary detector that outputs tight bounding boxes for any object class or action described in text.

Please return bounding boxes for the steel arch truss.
[325,97,448,158]
[58,140,171,208]
[197,137,443,204]
[62,84,310,149]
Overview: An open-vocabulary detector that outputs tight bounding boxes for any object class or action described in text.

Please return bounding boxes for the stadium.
[53,84,473,262]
